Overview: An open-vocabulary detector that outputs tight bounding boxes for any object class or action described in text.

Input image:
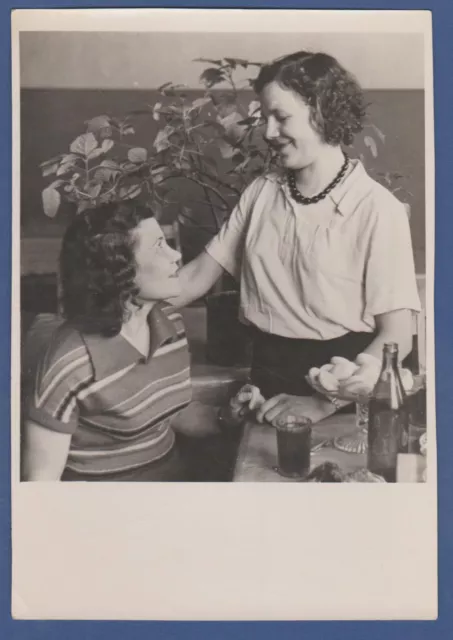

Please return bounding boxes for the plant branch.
[194,167,241,197]
[97,175,123,200]
[72,185,93,199]
[191,166,222,232]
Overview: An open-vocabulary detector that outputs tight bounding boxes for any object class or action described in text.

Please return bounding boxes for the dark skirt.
[249,326,376,399]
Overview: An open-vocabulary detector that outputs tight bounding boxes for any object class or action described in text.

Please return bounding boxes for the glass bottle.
[367,343,409,482]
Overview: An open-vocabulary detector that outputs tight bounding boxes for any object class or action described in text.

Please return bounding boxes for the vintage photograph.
[17,17,429,485]
[11,8,437,622]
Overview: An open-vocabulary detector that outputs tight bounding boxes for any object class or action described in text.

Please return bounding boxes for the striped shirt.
[27,303,192,477]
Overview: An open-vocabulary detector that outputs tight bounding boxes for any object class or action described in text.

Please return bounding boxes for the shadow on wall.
[20,88,425,272]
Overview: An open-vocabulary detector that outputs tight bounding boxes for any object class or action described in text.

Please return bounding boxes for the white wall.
[20,31,424,90]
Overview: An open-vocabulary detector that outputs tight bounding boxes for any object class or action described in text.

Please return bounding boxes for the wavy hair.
[60,202,152,337]
[254,51,367,146]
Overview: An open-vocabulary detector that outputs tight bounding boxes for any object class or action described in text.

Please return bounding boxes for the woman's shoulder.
[243,170,285,192]
[238,171,285,208]
[353,162,408,220]
[258,169,286,188]
[44,321,90,369]
[22,315,89,381]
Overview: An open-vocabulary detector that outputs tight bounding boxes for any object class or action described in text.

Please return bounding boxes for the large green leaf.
[40,156,61,177]
[87,148,106,161]
[119,184,142,200]
[153,127,174,152]
[150,164,168,175]
[149,165,168,184]
[157,81,174,93]
[364,135,378,158]
[77,200,92,215]
[200,68,225,88]
[87,139,113,161]
[152,102,163,121]
[100,159,120,169]
[99,127,113,139]
[201,156,217,171]
[224,57,249,69]
[61,153,81,164]
[48,179,64,190]
[121,126,135,136]
[56,162,77,176]
[190,97,212,111]
[218,140,236,159]
[85,183,102,198]
[70,132,98,157]
[101,139,114,153]
[85,115,111,132]
[237,116,259,126]
[194,58,223,66]
[128,147,148,163]
[93,167,120,182]
[368,123,386,143]
[247,100,261,116]
[42,186,61,218]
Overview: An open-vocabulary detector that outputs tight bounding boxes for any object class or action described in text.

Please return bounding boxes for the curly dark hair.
[254,51,367,146]
[60,201,153,337]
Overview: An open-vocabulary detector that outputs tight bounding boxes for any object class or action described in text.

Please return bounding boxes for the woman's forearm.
[362,309,413,362]
[168,250,225,308]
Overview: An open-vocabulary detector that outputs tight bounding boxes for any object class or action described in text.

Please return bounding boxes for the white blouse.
[206,159,421,340]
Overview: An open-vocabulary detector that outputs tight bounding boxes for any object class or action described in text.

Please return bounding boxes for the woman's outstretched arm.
[168,250,226,308]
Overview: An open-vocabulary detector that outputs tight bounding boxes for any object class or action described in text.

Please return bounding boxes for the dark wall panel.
[20,88,425,272]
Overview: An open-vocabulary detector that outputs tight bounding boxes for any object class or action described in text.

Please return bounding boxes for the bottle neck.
[374,344,406,408]
[382,349,399,372]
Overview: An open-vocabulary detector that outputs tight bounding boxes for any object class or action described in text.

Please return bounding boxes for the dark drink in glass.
[368,399,405,482]
[275,416,312,479]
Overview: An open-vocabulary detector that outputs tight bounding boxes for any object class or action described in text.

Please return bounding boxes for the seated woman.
[22,201,240,482]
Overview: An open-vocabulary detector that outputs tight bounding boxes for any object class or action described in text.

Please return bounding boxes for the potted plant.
[40,57,273,366]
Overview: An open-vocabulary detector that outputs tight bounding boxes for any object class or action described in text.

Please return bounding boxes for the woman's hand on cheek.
[255,394,336,426]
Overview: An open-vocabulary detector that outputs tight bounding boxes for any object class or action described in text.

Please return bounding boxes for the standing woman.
[173,51,421,425]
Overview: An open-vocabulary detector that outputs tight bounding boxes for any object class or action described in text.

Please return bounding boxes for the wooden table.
[233,414,426,482]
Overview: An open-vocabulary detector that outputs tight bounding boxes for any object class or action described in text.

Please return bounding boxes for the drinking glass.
[332,373,426,455]
[274,415,312,479]
[333,392,370,454]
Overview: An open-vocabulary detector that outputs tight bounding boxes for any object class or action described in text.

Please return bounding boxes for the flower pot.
[205,291,252,367]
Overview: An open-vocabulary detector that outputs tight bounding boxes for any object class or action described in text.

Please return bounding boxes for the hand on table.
[227,384,266,424]
[255,393,337,427]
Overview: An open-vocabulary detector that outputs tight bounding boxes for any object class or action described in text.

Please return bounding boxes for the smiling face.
[132,218,182,303]
[259,81,329,171]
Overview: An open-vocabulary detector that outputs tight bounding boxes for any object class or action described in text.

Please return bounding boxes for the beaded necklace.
[287,153,349,205]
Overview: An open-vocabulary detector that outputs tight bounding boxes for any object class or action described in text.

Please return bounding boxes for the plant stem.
[188,161,228,231]
[195,168,241,197]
